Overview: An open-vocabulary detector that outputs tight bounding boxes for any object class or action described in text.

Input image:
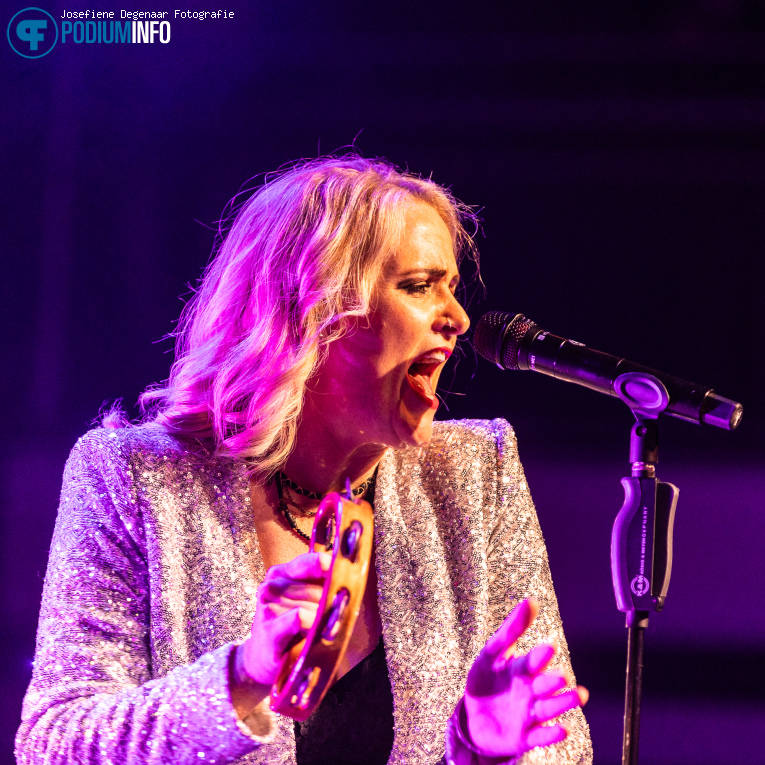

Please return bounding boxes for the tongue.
[407,371,436,404]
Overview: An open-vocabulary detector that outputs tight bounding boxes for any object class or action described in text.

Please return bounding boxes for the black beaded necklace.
[274,470,377,543]
[276,471,376,501]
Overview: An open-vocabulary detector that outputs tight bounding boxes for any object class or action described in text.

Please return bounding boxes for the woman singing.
[16,156,592,764]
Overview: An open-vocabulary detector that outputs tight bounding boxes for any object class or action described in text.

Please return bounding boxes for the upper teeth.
[418,351,447,363]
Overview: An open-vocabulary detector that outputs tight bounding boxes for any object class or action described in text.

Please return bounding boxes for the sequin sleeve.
[483,419,592,764]
[15,431,276,765]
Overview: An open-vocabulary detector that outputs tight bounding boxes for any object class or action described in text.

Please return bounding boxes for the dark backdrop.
[2,2,764,763]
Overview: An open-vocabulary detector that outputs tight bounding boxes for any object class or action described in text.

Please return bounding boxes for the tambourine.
[270,489,374,720]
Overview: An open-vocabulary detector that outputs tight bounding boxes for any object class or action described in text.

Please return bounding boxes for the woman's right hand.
[237,551,331,687]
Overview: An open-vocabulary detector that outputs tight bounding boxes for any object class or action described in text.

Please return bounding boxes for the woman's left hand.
[461,598,588,760]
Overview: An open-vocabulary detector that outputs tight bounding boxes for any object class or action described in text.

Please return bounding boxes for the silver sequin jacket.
[16,418,592,765]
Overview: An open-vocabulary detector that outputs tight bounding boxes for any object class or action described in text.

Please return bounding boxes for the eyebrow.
[395,268,459,282]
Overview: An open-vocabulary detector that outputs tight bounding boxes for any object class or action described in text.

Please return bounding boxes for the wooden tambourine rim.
[269,492,374,720]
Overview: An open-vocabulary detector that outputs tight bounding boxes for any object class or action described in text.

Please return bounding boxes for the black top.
[294,637,395,765]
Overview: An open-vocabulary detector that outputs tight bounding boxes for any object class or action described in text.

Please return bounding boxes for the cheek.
[317,329,391,401]
[320,301,429,404]
[375,309,428,359]
[349,314,414,377]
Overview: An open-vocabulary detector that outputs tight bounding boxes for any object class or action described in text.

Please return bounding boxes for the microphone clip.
[614,372,669,421]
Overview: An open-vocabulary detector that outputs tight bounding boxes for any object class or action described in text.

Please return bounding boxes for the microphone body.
[473,312,743,431]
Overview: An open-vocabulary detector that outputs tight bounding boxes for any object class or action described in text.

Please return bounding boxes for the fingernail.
[318,551,332,570]
[577,686,589,705]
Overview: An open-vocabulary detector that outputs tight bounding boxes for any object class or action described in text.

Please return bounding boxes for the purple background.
[2,2,764,763]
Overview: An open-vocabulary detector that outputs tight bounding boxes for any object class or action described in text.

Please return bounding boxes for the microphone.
[473,312,743,431]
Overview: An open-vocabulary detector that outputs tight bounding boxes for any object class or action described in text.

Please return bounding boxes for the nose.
[438,291,470,337]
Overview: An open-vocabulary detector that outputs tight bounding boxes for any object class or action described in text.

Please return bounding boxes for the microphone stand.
[610,374,680,765]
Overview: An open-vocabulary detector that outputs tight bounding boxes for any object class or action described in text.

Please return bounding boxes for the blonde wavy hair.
[140,155,478,482]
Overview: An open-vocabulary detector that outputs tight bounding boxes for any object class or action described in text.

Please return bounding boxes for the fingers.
[259,552,330,613]
[532,687,587,723]
[485,597,539,662]
[271,607,318,654]
[525,643,556,674]
[531,671,568,697]
[526,723,568,750]
[261,597,320,624]
[261,578,324,605]
[463,592,589,760]
[243,603,319,685]
[265,551,331,584]
[244,552,332,687]
[493,640,555,677]
[522,687,587,751]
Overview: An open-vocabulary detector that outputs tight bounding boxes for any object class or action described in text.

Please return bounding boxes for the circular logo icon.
[630,575,650,597]
[7,7,58,58]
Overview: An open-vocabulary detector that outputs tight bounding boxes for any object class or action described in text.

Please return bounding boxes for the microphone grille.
[474,312,535,370]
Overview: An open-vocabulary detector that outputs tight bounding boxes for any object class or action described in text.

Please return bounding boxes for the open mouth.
[406,349,450,406]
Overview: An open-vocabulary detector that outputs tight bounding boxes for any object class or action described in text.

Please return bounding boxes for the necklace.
[281,484,319,518]
[276,471,376,501]
[274,469,377,543]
